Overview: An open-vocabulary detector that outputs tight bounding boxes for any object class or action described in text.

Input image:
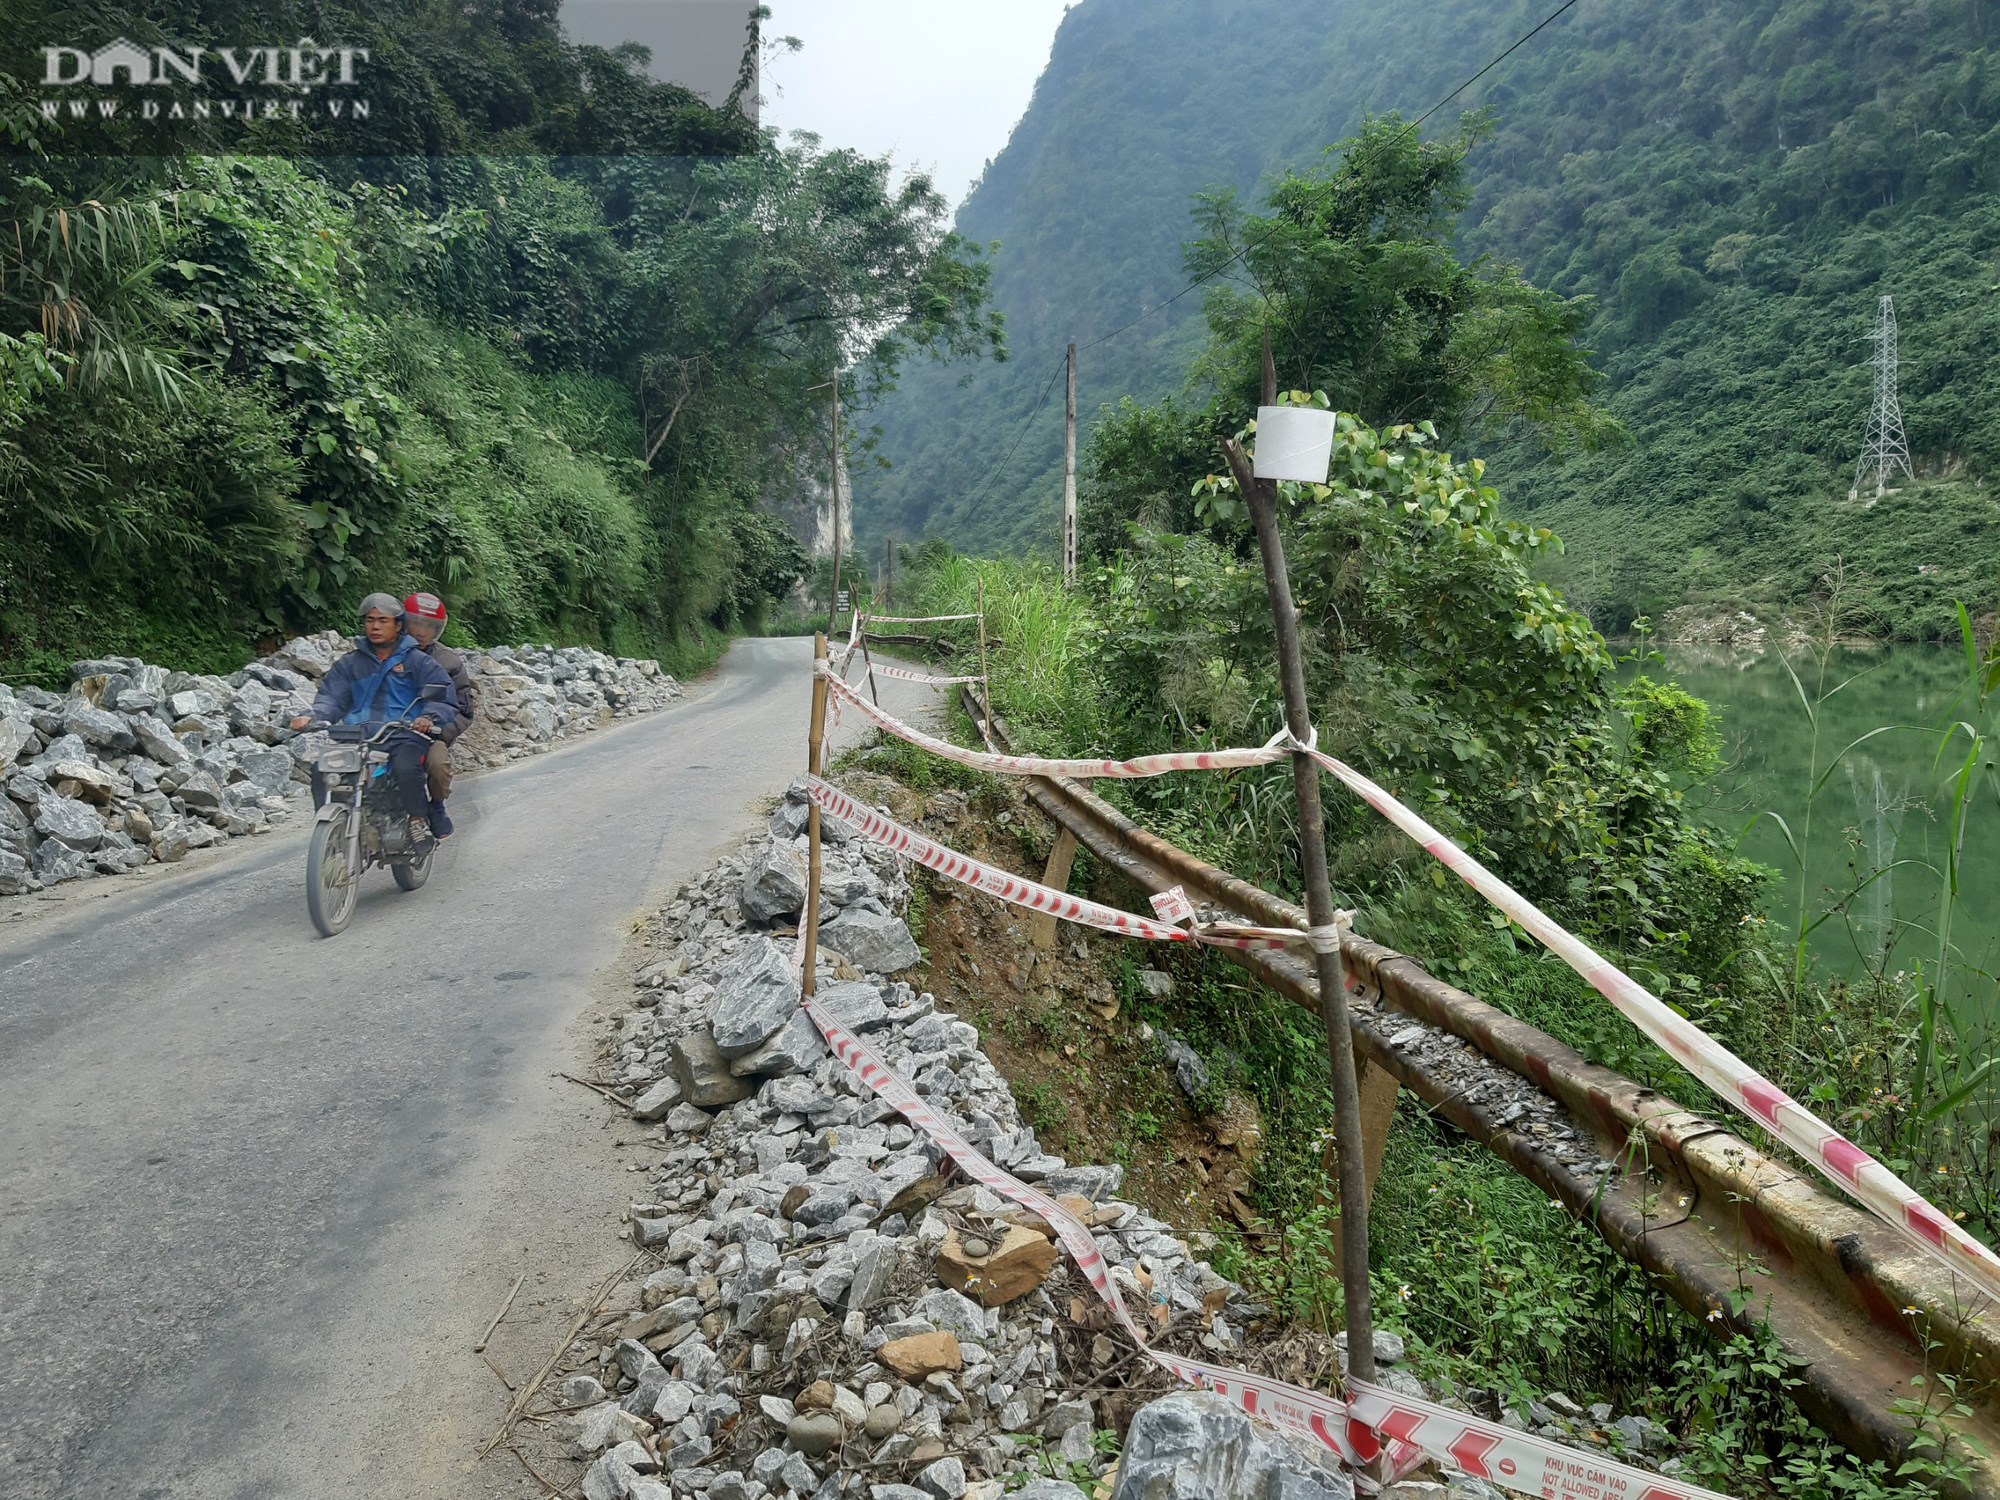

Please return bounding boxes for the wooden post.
[802,633,830,997]
[974,576,994,748]
[857,617,881,707]
[824,372,844,639]
[885,535,895,609]
[1355,1062,1399,1211]
[1062,341,1078,585]
[1029,827,1079,949]
[1218,331,1377,1386]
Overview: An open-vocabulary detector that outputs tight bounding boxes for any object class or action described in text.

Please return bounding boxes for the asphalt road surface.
[0,635,940,1499]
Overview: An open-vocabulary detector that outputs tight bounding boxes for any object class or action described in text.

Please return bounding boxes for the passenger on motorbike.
[400,592,474,839]
[288,593,459,843]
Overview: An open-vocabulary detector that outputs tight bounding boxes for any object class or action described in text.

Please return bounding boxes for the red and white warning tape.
[792,974,1729,1500]
[862,611,983,625]
[864,661,987,687]
[814,671,2000,1307]
[805,781,1340,961]
[820,666,1290,778]
[1288,737,2000,1309]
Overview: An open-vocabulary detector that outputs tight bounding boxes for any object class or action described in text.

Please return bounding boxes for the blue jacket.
[311,633,462,734]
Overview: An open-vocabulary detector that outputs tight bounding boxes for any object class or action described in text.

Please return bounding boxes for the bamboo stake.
[974,576,994,748]
[1218,331,1376,1388]
[803,632,830,998]
[857,613,882,706]
[473,1270,526,1352]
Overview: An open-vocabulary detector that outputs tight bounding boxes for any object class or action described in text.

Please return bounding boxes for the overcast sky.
[758,1,1071,209]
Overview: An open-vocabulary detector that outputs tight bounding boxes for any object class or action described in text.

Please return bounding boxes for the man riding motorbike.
[289,594,459,844]
[401,591,474,839]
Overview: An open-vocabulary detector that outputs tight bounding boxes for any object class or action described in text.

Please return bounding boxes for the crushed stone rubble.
[552,783,1484,1500]
[0,630,680,897]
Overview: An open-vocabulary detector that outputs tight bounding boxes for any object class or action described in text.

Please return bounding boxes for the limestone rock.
[33,794,106,851]
[813,979,891,1034]
[727,1010,827,1078]
[631,1077,684,1121]
[669,1030,754,1107]
[62,702,136,753]
[1109,1392,1353,1500]
[739,840,810,923]
[708,939,799,1057]
[817,906,920,973]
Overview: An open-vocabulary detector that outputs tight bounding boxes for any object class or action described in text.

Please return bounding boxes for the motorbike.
[301,683,449,937]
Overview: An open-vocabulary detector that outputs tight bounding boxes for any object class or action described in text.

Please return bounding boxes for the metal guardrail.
[961,687,2000,1494]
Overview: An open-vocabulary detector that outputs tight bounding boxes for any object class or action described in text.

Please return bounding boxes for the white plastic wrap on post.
[1253,405,1337,483]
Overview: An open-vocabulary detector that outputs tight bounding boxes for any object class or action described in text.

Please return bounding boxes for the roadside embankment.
[503,768,1717,1500]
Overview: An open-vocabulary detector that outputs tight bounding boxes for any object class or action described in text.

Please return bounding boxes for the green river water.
[1648,645,1996,981]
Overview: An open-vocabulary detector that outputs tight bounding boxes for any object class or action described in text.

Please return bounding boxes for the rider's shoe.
[430,801,454,839]
[408,815,435,847]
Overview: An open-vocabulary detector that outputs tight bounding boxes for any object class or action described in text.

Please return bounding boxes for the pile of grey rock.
[0,633,681,897]
[0,654,314,895]
[266,631,684,774]
[552,796,1390,1500]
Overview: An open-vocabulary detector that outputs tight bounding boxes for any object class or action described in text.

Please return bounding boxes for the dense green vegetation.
[0,1,1002,682]
[886,504,1998,1495]
[854,0,2000,639]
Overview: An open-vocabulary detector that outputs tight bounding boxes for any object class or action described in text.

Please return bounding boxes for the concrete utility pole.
[1062,342,1078,584]
[1851,294,1913,501]
[884,535,894,609]
[825,372,843,635]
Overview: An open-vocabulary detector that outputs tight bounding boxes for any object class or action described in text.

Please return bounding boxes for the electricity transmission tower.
[1850,294,1913,500]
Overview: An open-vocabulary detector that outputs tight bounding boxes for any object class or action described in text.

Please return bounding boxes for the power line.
[1074,0,1589,357]
[1411,0,1584,131]
[918,0,1591,526]
[947,353,1068,517]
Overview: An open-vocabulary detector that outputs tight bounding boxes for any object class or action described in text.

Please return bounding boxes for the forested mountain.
[853,0,2000,640]
[0,0,999,680]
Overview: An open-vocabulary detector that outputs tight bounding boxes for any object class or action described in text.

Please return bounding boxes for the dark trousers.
[312,737,431,822]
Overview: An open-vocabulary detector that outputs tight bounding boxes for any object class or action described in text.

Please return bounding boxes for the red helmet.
[403,592,447,625]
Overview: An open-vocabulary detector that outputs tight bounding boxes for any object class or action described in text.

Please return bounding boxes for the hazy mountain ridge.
[854,0,2000,637]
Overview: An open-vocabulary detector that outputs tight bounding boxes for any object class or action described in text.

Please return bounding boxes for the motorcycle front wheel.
[307,808,359,936]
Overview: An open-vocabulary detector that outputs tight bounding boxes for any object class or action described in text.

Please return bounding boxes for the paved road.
[0,635,934,1499]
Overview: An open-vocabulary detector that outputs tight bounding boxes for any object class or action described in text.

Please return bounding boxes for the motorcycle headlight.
[317,748,361,773]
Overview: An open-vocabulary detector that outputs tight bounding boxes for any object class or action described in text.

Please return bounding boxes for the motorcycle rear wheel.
[307,809,359,937]
[391,840,432,892]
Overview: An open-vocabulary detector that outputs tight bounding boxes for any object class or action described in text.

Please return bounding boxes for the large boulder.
[34,794,106,851]
[127,714,191,768]
[708,939,799,1058]
[235,747,297,796]
[811,979,890,1034]
[176,772,224,811]
[0,847,29,894]
[669,1030,755,1108]
[31,838,90,883]
[818,906,920,974]
[0,717,35,767]
[1109,1392,1353,1500]
[727,1010,828,1078]
[61,702,136,754]
[739,841,809,924]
